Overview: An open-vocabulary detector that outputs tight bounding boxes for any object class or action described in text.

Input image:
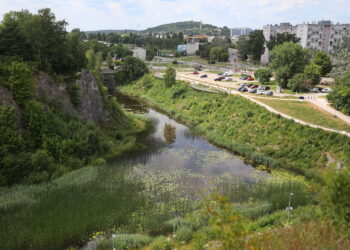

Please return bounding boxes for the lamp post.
[286,193,294,224]
[112,234,116,250]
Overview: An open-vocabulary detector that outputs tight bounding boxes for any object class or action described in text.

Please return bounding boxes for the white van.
[223,71,233,77]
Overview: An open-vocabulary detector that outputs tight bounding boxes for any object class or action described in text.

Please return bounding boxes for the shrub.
[150,236,171,250]
[164,67,176,88]
[287,73,312,92]
[325,169,350,235]
[254,69,272,84]
[174,226,192,243]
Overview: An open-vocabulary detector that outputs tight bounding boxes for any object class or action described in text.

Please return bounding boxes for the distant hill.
[141,21,218,35]
[85,29,138,34]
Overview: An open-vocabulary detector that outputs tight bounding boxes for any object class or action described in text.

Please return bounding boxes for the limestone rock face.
[35,72,110,123]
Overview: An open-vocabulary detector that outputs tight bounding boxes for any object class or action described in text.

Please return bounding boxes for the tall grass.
[0,165,145,250]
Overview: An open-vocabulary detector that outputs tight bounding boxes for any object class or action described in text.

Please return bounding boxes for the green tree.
[106,53,113,69]
[164,67,176,87]
[266,32,300,50]
[254,69,272,84]
[115,56,148,84]
[327,72,350,114]
[8,61,34,106]
[304,63,322,85]
[287,73,313,92]
[269,42,310,87]
[24,101,46,149]
[85,49,96,71]
[310,51,332,76]
[330,38,350,78]
[237,35,249,60]
[248,30,265,62]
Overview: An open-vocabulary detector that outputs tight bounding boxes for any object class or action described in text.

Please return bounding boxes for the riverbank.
[119,74,350,179]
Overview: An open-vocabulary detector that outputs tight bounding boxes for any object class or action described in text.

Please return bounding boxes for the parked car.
[264,91,273,96]
[248,88,257,93]
[237,86,247,92]
[299,96,305,100]
[217,73,224,76]
[310,87,322,93]
[223,72,233,76]
[193,71,199,75]
[258,86,270,91]
[257,90,265,95]
[250,84,259,89]
[321,88,332,93]
[214,76,225,81]
[240,76,249,80]
[224,77,233,81]
[247,77,255,81]
[200,74,208,78]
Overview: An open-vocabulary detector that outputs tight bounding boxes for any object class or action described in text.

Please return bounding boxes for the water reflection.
[114,92,267,195]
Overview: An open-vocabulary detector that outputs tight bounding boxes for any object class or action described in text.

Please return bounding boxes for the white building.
[177,43,200,55]
[131,47,146,61]
[261,21,350,64]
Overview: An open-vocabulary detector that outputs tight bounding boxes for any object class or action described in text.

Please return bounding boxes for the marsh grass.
[0,165,146,250]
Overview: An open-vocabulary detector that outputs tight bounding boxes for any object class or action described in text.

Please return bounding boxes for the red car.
[247,77,255,81]
[250,84,259,89]
[193,71,199,75]
[214,76,226,81]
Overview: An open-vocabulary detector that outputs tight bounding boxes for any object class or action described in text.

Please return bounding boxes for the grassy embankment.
[120,75,350,177]
[255,98,350,133]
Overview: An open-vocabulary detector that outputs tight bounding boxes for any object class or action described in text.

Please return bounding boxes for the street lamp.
[112,234,116,250]
[286,193,294,224]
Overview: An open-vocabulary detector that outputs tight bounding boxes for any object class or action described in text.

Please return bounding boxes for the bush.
[113,234,152,249]
[150,236,171,250]
[172,60,178,64]
[174,226,192,243]
[254,69,272,84]
[287,73,312,92]
[325,169,350,235]
[164,67,176,88]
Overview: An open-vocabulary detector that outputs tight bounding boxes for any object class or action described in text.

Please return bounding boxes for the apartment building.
[261,21,350,64]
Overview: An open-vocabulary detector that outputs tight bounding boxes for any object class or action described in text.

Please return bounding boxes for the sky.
[1,0,350,31]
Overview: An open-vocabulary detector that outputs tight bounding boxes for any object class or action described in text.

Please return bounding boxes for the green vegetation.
[254,68,272,84]
[311,51,332,76]
[0,9,86,74]
[266,32,300,51]
[237,30,265,63]
[254,98,350,132]
[121,75,350,173]
[0,165,146,250]
[97,234,152,250]
[115,56,149,85]
[327,71,350,115]
[269,42,310,87]
[164,67,176,87]
[142,21,217,36]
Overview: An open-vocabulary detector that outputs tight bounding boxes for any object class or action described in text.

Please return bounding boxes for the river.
[82,92,266,249]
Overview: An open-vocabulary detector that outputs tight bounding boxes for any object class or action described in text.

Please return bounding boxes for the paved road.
[173,74,350,138]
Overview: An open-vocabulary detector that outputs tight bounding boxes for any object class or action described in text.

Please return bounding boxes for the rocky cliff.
[35,72,111,123]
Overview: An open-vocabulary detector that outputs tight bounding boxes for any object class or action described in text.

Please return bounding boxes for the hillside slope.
[142,21,218,35]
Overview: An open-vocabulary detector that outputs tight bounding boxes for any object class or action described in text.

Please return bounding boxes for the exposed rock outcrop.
[35,72,110,123]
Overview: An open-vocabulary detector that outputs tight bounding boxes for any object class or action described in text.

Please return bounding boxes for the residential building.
[177,42,200,55]
[131,47,146,61]
[230,27,252,36]
[261,21,350,64]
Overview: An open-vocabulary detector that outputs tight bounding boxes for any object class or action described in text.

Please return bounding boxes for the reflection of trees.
[164,123,176,145]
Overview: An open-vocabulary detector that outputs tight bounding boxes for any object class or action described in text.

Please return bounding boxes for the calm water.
[113,93,265,196]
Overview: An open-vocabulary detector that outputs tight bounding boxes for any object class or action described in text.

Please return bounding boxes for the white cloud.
[0,0,349,31]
